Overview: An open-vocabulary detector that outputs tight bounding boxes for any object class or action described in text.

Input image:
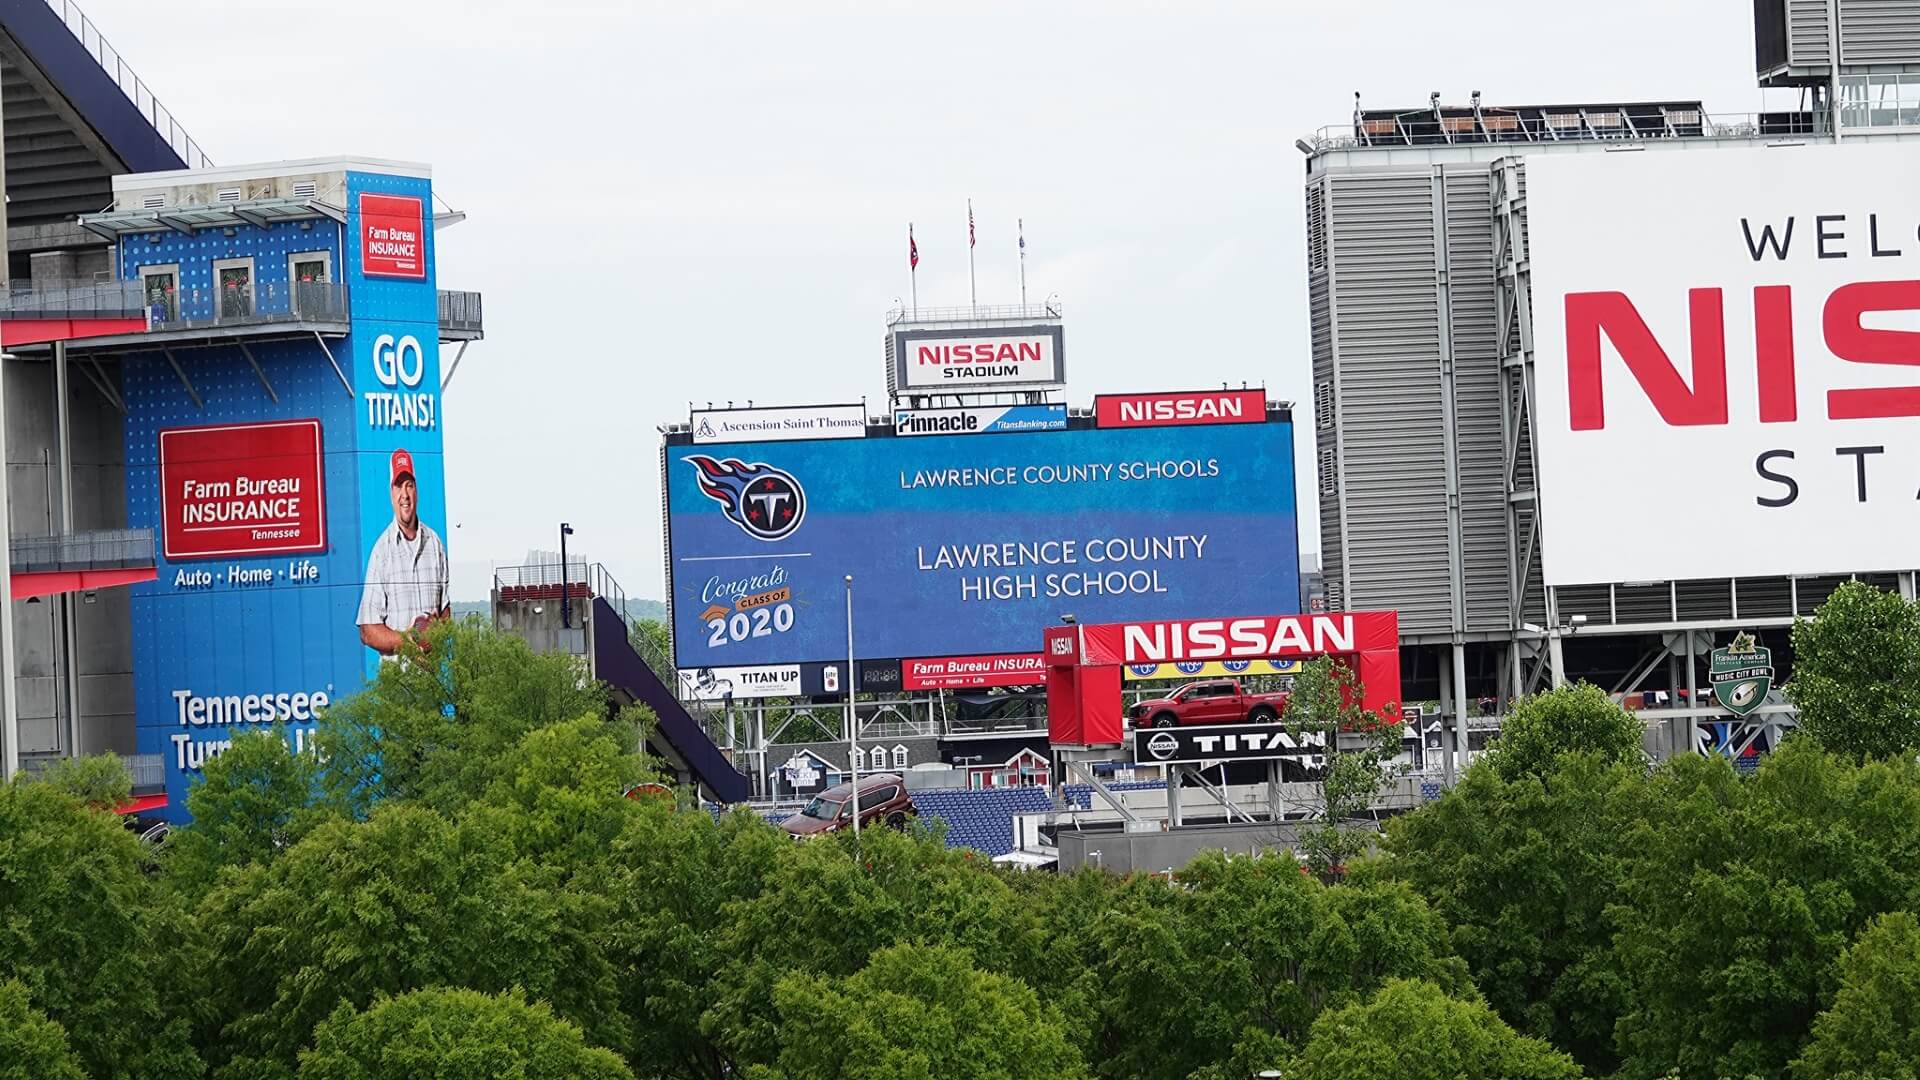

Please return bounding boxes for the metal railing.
[0,280,146,319]
[41,0,212,170]
[438,290,483,335]
[147,281,351,330]
[887,301,1062,325]
[10,528,154,572]
[1303,109,1830,153]
[492,561,629,630]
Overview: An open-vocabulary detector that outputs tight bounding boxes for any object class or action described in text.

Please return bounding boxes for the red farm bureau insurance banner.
[159,419,326,560]
[903,653,1048,690]
[360,193,426,279]
[1094,389,1266,429]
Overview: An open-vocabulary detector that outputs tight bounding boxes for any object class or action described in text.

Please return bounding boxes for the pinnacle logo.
[686,455,806,542]
[1709,631,1775,718]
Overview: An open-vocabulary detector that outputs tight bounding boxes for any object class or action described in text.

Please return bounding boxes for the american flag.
[909,225,918,270]
[968,202,976,248]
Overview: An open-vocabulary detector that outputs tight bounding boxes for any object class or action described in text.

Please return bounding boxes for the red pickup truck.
[1129,679,1291,728]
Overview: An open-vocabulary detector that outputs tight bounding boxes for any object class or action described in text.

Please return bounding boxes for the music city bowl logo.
[687,455,806,542]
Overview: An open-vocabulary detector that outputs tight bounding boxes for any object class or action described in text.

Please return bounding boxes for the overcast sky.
[85,0,1774,599]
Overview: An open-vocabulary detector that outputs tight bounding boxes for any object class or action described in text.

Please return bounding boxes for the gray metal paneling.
[1790,0,1835,65]
[1321,169,1452,633]
[1841,0,1920,63]
[1307,176,1343,610]
[1442,168,1510,634]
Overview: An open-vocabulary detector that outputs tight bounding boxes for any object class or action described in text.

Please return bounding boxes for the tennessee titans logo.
[687,455,806,542]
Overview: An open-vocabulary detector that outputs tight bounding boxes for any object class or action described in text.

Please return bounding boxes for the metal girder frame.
[1493,156,1547,694]
[1186,763,1259,825]
[161,350,202,409]
[311,332,354,399]
[441,340,469,392]
[74,357,123,413]
[238,343,278,404]
[1061,755,1138,823]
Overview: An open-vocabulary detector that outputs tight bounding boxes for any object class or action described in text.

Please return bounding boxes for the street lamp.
[559,522,575,629]
[845,575,860,844]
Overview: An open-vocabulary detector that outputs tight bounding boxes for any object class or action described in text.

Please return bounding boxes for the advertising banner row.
[674,654,1305,701]
[1527,142,1920,584]
[686,389,1266,445]
[664,417,1301,670]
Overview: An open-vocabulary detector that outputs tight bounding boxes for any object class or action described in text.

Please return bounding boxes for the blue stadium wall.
[123,168,448,820]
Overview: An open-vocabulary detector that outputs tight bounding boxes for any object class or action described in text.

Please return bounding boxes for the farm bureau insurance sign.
[158,419,327,560]
[1529,145,1920,584]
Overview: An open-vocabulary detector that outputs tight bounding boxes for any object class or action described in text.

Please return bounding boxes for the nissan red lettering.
[159,419,327,560]
[1528,145,1920,585]
[1094,389,1266,429]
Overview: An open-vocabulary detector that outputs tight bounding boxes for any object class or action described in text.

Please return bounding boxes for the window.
[139,264,180,324]
[214,257,254,319]
[289,252,331,316]
[849,746,865,771]
[892,745,908,770]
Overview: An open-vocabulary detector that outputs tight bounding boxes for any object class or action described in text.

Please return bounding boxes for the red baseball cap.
[390,448,415,486]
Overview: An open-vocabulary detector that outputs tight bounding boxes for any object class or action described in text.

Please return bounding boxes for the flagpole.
[967,199,977,311]
[1018,218,1027,308]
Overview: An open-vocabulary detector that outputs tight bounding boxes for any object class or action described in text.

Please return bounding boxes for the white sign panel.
[893,404,1067,436]
[1528,144,1920,584]
[893,326,1065,390]
[691,404,866,444]
[677,664,803,700]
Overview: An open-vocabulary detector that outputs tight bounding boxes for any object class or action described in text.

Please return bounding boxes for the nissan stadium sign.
[892,325,1065,391]
[1528,144,1920,584]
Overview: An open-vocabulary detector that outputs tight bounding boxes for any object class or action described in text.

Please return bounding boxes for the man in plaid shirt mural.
[357,447,449,657]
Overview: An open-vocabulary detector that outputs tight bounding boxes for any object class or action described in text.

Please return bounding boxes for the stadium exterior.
[1302,0,1920,759]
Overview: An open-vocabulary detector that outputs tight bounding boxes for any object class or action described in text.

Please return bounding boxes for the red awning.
[0,317,148,346]
[114,793,167,816]
[12,566,158,601]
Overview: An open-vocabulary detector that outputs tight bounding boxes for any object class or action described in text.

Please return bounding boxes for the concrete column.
[1453,643,1470,777]
[55,340,77,755]
[1167,764,1183,828]
[1267,759,1282,823]
[0,358,14,782]
[1438,651,1455,787]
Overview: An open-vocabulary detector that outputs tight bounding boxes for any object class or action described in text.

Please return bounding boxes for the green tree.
[31,751,132,809]
[631,616,675,686]
[1787,579,1920,761]
[1790,911,1920,1080]
[297,988,632,1080]
[315,619,617,817]
[755,943,1088,1080]
[1384,753,1641,1073]
[193,802,624,1078]
[1488,684,1645,783]
[701,823,1045,1073]
[1283,657,1402,880]
[163,726,327,897]
[1285,979,1583,1080]
[604,800,787,1080]
[1610,740,1920,1079]
[0,781,201,1079]
[0,980,86,1080]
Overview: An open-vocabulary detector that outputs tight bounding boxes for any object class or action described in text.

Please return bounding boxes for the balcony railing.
[10,528,155,573]
[39,0,213,170]
[0,281,484,340]
[1303,109,1830,153]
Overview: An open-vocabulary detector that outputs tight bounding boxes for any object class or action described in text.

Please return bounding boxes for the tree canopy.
[11,608,1920,1080]
[1285,979,1583,1080]
[1787,579,1920,761]
[297,988,634,1080]
[1487,683,1645,783]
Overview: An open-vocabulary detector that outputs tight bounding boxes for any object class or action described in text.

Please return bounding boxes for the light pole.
[845,574,859,843]
[559,522,574,629]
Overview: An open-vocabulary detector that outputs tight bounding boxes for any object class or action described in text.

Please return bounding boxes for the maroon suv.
[781,772,917,838]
